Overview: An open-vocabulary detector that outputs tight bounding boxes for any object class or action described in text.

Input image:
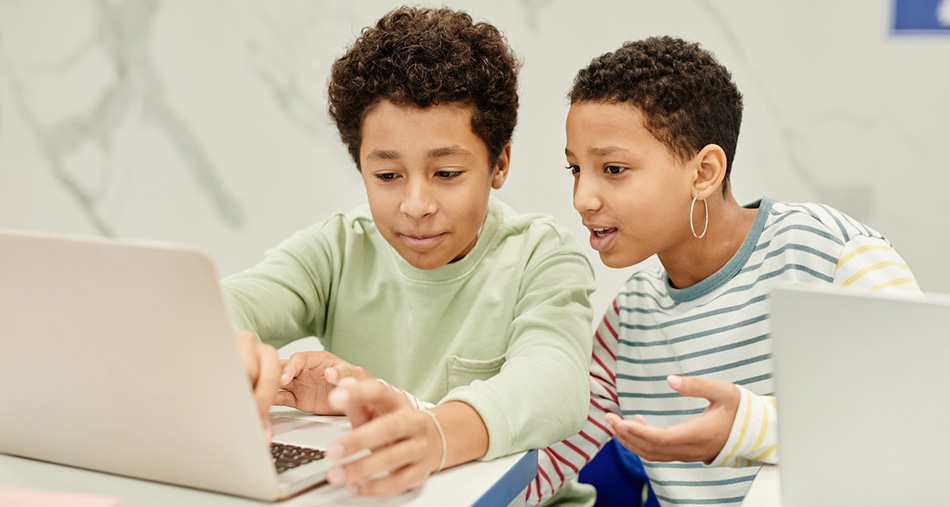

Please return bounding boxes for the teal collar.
[666,197,775,303]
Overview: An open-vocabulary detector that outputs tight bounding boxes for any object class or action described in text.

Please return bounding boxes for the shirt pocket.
[445,354,506,391]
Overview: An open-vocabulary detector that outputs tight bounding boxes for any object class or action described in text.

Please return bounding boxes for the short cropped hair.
[570,36,743,184]
[328,7,520,168]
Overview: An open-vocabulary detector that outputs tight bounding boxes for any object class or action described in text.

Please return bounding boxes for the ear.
[491,144,511,190]
[691,144,728,200]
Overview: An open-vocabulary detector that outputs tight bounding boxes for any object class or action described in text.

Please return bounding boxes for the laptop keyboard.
[271,442,326,474]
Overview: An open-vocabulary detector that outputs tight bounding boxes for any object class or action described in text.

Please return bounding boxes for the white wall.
[1,0,948,319]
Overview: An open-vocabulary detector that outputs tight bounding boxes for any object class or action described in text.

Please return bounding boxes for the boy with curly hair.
[529,36,920,506]
[225,7,595,497]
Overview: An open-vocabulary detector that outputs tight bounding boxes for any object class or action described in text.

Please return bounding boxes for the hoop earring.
[690,195,708,239]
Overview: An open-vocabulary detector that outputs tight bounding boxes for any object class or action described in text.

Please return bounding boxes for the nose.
[572,170,601,214]
[400,178,438,219]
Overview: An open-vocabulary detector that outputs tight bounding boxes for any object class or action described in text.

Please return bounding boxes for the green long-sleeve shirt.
[220,197,595,459]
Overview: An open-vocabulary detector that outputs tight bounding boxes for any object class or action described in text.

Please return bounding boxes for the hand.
[235,331,280,441]
[324,378,443,496]
[605,375,740,464]
[275,351,373,415]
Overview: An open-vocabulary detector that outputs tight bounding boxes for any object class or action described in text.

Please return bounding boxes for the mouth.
[587,227,617,251]
[398,233,446,249]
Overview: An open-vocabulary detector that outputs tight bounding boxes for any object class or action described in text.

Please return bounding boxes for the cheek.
[363,188,400,231]
[453,200,483,230]
[451,191,490,236]
[365,186,398,211]
[455,179,490,208]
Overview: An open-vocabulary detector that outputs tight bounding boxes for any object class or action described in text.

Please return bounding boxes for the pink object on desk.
[0,488,121,507]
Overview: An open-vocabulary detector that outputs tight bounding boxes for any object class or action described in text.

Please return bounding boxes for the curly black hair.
[570,36,743,186]
[328,7,521,169]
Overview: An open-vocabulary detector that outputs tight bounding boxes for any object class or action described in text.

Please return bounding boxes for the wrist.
[420,409,446,473]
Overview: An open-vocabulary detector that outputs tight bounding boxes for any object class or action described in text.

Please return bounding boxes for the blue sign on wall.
[892,0,950,34]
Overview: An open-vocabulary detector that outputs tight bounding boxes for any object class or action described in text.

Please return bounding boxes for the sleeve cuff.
[440,385,514,461]
[708,386,779,467]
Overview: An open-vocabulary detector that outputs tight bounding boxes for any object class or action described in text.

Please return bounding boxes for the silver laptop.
[771,286,950,506]
[0,230,346,501]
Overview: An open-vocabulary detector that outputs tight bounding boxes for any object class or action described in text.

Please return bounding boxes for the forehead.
[567,101,646,133]
[361,101,480,145]
[565,101,663,156]
[359,100,492,166]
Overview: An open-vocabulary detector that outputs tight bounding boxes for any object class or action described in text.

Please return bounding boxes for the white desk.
[740,465,781,507]
[0,408,537,507]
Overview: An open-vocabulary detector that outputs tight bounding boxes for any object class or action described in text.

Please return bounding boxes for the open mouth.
[588,227,617,251]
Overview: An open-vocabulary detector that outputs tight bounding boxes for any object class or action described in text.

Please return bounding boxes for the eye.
[435,170,463,179]
[374,172,400,182]
[605,165,627,175]
[565,165,580,175]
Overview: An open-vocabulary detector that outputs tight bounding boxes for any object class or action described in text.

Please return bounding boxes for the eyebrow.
[427,145,470,158]
[366,145,472,161]
[589,146,630,157]
[565,146,632,158]
[366,149,400,160]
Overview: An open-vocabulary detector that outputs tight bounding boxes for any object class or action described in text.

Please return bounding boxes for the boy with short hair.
[225,7,596,496]
[530,36,920,506]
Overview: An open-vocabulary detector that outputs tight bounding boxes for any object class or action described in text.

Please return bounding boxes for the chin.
[599,252,639,269]
[404,254,449,270]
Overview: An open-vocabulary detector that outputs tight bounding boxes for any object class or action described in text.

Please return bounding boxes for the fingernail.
[338,376,357,387]
[668,375,682,388]
[327,466,345,484]
[346,482,360,496]
[327,442,344,460]
[326,368,338,383]
[280,373,291,384]
[329,388,349,409]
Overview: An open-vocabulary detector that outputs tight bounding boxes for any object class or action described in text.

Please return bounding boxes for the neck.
[659,191,757,290]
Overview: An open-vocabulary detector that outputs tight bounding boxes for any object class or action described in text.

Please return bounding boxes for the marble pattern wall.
[1,0,948,313]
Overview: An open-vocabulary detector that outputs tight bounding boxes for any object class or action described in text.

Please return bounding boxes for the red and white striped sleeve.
[526,299,623,506]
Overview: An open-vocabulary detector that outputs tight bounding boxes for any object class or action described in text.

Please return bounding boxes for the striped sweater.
[529,198,921,506]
